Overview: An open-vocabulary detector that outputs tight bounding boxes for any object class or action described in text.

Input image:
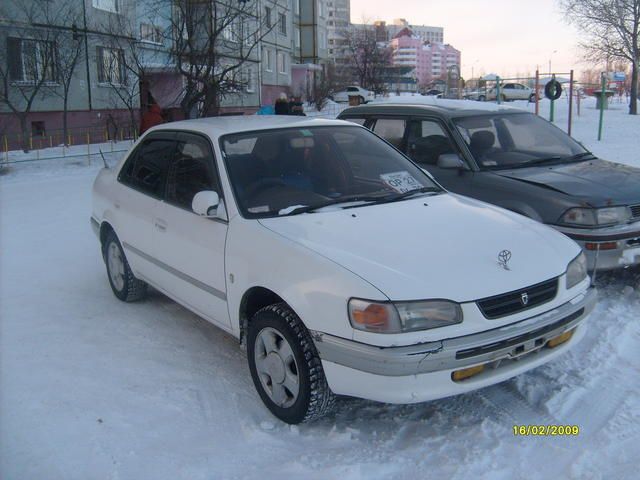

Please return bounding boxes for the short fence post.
[3,135,8,164]
[577,88,581,117]
[87,131,91,165]
[496,76,501,104]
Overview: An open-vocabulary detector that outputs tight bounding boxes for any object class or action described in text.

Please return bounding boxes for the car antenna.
[99,149,109,169]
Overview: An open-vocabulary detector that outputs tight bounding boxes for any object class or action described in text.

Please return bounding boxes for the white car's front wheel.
[247,303,335,424]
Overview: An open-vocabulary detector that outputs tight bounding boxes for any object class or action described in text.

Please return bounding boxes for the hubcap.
[107,242,125,291]
[254,327,300,408]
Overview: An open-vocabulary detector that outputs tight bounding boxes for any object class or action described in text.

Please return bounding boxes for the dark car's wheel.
[247,303,335,424]
[103,230,147,302]
[357,95,365,104]
[478,95,486,101]
[529,93,536,103]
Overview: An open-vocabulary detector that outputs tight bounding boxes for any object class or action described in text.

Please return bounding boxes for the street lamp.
[549,50,558,76]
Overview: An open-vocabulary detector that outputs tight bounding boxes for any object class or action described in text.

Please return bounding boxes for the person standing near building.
[274,93,290,115]
[140,104,164,134]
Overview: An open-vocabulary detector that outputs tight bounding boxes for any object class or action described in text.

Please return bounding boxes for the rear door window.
[119,133,176,198]
[406,120,458,166]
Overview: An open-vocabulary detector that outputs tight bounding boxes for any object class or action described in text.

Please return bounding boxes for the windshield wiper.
[566,152,596,162]
[281,187,441,216]
[281,193,390,216]
[366,186,442,205]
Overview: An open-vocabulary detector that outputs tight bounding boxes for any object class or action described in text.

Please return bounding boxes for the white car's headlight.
[560,207,631,227]
[566,252,588,289]
[348,299,463,333]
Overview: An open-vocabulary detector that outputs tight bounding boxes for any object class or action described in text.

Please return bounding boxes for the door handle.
[154,219,167,232]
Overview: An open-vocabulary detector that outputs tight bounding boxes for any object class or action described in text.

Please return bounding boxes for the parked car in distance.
[92,116,595,424]
[332,86,374,104]
[423,89,443,97]
[339,102,640,271]
[468,83,535,102]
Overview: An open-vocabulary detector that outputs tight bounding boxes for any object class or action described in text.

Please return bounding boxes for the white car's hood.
[259,194,579,302]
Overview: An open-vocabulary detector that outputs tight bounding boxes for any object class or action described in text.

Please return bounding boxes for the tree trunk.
[129,108,137,138]
[19,115,29,153]
[63,96,69,146]
[630,60,638,115]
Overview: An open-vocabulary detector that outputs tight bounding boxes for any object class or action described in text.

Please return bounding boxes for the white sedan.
[91,116,595,424]
[332,86,374,104]
[478,83,536,102]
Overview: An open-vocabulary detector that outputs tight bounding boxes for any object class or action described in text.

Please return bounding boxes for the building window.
[223,18,240,43]
[279,13,286,35]
[92,0,118,13]
[295,27,300,48]
[264,48,272,72]
[265,6,272,28]
[97,46,126,85]
[277,52,287,74]
[7,37,56,83]
[318,0,324,17]
[140,23,163,44]
[245,68,255,93]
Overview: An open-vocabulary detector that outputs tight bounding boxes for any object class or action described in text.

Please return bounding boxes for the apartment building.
[326,0,350,65]
[0,0,140,141]
[386,18,443,44]
[0,0,334,142]
[390,28,461,88]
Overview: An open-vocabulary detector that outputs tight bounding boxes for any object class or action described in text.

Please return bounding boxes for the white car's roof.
[145,116,350,138]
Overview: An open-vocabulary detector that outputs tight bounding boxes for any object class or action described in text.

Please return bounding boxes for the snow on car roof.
[343,97,522,118]
[145,115,350,138]
[369,96,520,112]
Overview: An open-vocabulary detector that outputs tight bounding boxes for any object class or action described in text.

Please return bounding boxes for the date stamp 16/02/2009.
[513,425,580,436]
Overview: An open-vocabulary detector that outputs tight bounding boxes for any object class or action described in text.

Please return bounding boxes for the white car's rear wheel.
[247,303,335,424]
[103,231,147,302]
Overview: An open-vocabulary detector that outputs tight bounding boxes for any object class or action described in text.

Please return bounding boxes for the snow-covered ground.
[1,98,640,480]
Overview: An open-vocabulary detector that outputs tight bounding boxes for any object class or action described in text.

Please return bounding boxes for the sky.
[351,0,589,80]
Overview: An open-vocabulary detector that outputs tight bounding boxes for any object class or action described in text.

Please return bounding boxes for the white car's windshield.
[454,113,590,170]
[221,126,442,218]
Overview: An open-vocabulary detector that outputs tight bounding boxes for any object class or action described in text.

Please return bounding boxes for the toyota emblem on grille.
[498,250,512,270]
[521,292,529,306]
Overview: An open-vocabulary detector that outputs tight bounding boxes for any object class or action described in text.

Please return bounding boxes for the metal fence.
[1,124,138,165]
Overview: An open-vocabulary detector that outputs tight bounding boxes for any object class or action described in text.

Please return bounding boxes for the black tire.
[357,95,365,104]
[545,80,562,100]
[529,93,536,103]
[247,303,335,424]
[478,95,486,102]
[103,230,147,302]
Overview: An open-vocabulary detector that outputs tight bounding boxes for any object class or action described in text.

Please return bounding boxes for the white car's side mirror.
[192,191,220,217]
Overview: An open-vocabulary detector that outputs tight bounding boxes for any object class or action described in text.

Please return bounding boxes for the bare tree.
[0,1,62,151]
[159,0,274,119]
[342,24,392,94]
[51,14,84,146]
[101,15,147,135]
[561,0,640,114]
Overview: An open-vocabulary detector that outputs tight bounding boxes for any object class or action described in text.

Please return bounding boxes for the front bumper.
[555,223,640,270]
[311,287,596,403]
